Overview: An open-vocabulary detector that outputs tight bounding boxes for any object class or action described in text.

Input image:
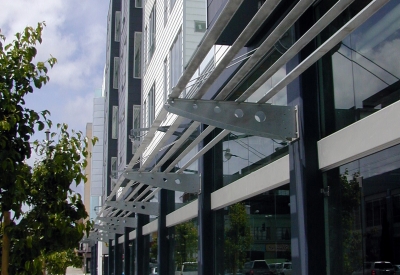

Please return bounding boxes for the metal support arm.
[124,171,200,193]
[94,224,125,234]
[164,98,298,141]
[88,232,114,242]
[97,217,137,228]
[105,201,159,216]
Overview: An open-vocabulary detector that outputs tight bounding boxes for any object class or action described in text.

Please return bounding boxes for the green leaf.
[37,121,44,131]
[33,77,42,88]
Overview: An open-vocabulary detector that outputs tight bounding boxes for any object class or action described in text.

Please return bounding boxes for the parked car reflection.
[351,261,395,275]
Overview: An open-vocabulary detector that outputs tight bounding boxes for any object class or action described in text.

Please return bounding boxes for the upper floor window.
[111,157,117,180]
[112,106,118,139]
[147,84,155,127]
[170,31,182,92]
[132,105,141,154]
[134,32,142,78]
[144,26,148,69]
[115,11,121,42]
[135,0,142,8]
[164,57,168,102]
[148,5,156,61]
[113,57,120,89]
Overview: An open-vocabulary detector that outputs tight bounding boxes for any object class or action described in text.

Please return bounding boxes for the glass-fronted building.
[91,0,400,274]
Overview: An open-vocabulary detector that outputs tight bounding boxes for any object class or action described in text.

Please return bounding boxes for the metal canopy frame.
[123,172,200,193]
[92,0,391,246]
[165,98,298,141]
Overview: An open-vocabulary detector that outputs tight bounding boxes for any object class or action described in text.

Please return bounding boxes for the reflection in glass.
[339,169,362,274]
[173,220,198,274]
[325,144,400,275]
[173,145,199,210]
[217,186,291,274]
[222,132,288,188]
[175,221,198,265]
[224,203,252,275]
[319,0,400,135]
[149,231,158,264]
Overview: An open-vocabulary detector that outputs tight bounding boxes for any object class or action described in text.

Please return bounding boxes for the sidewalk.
[65,266,88,275]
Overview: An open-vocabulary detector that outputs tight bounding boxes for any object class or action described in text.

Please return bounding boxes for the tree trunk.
[2,211,11,275]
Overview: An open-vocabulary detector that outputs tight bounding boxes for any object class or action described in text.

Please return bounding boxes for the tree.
[7,123,95,274]
[44,249,83,275]
[0,22,56,275]
[224,203,252,275]
[175,221,198,266]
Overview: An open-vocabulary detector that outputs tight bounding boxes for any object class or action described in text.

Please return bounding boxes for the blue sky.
[1,0,109,194]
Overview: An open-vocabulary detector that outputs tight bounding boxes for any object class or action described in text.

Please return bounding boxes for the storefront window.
[149,231,158,274]
[130,240,135,275]
[324,144,400,275]
[172,219,199,274]
[216,185,291,274]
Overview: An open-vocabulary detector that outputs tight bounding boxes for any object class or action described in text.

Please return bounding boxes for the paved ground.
[65,266,88,274]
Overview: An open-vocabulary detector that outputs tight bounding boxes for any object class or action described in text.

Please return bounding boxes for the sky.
[0,0,109,194]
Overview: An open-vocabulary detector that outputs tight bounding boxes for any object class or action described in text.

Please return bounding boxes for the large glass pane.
[221,132,288,187]
[129,240,135,275]
[216,186,291,275]
[318,0,400,136]
[149,231,158,274]
[324,144,400,275]
[173,145,199,210]
[173,219,198,274]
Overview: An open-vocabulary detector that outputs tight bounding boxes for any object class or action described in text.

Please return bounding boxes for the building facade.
[90,0,400,274]
[89,0,144,275]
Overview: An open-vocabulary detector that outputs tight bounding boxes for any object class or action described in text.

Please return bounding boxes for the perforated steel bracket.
[97,217,137,228]
[89,232,114,242]
[165,98,298,141]
[94,224,125,234]
[124,172,200,193]
[105,201,159,216]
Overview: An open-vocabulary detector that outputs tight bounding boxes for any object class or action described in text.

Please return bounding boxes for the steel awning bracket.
[94,224,125,234]
[88,232,114,241]
[164,98,299,141]
[97,217,137,228]
[123,172,200,193]
[105,201,159,216]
